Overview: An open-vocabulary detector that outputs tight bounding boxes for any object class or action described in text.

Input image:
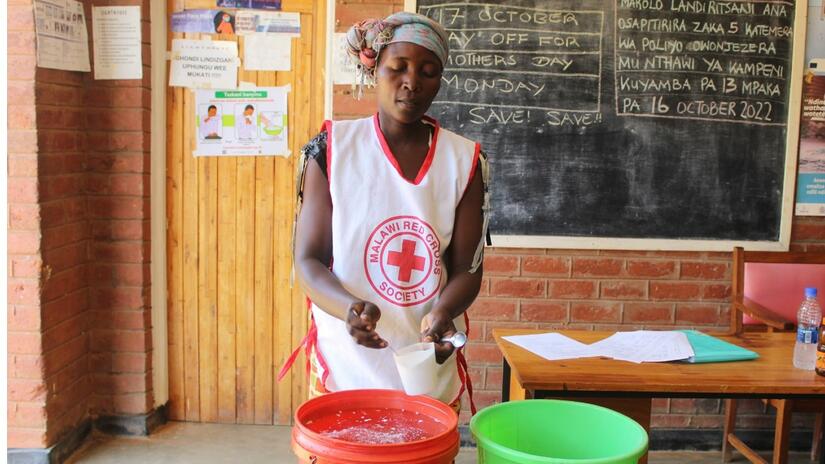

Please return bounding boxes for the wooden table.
[494,329,825,464]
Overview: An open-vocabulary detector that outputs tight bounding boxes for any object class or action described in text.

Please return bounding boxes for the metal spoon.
[441,331,467,348]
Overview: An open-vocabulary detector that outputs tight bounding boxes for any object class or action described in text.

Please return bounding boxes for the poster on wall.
[92,6,142,80]
[194,87,289,156]
[796,61,825,216]
[169,39,239,89]
[216,0,281,10]
[170,10,236,34]
[235,11,299,35]
[243,34,292,71]
[332,32,356,85]
[33,0,91,72]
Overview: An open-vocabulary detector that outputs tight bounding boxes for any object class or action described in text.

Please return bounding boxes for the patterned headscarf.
[344,12,449,99]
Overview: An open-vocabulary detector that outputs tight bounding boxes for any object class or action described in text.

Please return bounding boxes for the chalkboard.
[411,0,807,250]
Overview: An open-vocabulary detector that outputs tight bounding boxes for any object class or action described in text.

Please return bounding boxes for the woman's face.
[375,42,442,124]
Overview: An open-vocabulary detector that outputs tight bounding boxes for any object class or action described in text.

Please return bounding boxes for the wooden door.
[165,0,326,424]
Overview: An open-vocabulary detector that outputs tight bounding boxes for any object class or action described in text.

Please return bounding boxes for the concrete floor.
[65,422,814,464]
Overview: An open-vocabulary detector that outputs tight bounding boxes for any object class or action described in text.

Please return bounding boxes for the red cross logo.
[386,239,425,282]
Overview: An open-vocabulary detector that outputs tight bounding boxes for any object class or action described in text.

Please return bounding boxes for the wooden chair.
[723,247,825,464]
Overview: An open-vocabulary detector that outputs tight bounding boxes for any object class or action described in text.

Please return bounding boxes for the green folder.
[677,330,759,364]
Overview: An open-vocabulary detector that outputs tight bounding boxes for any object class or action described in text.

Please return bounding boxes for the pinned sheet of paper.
[243,34,292,71]
[34,0,91,72]
[169,39,239,89]
[236,11,300,35]
[92,6,142,80]
[332,32,357,85]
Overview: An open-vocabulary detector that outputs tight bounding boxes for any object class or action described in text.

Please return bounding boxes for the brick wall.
[333,0,825,430]
[6,0,154,450]
[85,0,154,418]
[8,0,49,448]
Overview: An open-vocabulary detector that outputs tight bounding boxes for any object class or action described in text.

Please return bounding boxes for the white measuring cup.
[392,342,438,396]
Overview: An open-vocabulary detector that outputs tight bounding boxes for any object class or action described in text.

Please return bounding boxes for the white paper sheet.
[588,331,695,364]
[92,6,142,80]
[34,0,91,72]
[502,333,600,361]
[243,34,292,71]
[169,39,238,89]
[503,330,695,364]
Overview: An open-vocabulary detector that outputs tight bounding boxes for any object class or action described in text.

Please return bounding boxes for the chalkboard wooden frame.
[406,0,808,252]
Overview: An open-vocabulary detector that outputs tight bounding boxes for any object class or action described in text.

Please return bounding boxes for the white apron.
[301,114,480,405]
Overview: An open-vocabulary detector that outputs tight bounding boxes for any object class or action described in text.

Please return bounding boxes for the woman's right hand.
[347,301,387,349]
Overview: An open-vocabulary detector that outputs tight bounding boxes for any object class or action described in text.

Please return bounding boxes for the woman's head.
[345,12,449,123]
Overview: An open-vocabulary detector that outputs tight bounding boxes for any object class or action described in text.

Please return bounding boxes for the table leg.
[820,421,824,464]
[501,358,529,402]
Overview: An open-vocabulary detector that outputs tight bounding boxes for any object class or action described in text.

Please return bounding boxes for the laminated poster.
[169,39,239,89]
[33,0,91,72]
[797,61,825,216]
[216,0,281,10]
[195,87,289,157]
[171,10,236,35]
[235,11,300,35]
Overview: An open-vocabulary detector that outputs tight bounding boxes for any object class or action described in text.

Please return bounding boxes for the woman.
[280,12,490,414]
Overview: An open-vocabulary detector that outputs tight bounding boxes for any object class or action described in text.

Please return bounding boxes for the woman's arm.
[421,165,484,363]
[294,158,387,349]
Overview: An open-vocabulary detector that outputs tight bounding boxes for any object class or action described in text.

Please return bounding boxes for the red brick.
[91,329,150,353]
[9,230,41,253]
[670,398,720,414]
[521,256,569,276]
[91,287,149,310]
[702,284,731,301]
[42,221,89,250]
[465,343,502,365]
[9,354,45,379]
[690,415,723,428]
[42,267,87,302]
[467,299,517,321]
[42,289,88,329]
[675,304,721,325]
[7,177,39,203]
[466,366,484,389]
[43,242,87,273]
[11,255,42,278]
[8,378,48,402]
[549,280,596,299]
[42,334,87,371]
[9,279,41,306]
[649,282,701,300]
[600,280,647,299]
[91,241,148,263]
[626,260,677,278]
[9,203,40,229]
[9,305,41,331]
[7,427,48,449]
[42,314,89,353]
[91,219,148,241]
[110,393,151,415]
[483,322,539,342]
[623,303,674,323]
[652,398,669,413]
[467,320,484,342]
[7,30,36,55]
[9,154,39,175]
[482,368,501,391]
[9,403,47,428]
[87,153,147,174]
[482,255,519,275]
[680,262,728,280]
[472,390,500,411]
[651,414,690,428]
[8,105,36,130]
[519,300,568,323]
[572,258,623,277]
[571,302,621,323]
[791,222,825,241]
[8,54,37,81]
[489,278,545,298]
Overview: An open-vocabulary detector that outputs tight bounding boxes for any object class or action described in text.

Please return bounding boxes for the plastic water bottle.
[793,287,822,370]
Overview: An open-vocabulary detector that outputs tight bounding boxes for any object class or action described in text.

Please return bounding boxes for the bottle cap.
[805,287,817,298]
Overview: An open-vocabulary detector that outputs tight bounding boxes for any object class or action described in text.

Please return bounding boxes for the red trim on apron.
[449,312,477,415]
[277,298,330,389]
[372,113,440,186]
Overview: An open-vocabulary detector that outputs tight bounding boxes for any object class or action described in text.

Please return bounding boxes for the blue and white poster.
[796,63,825,216]
[216,0,280,10]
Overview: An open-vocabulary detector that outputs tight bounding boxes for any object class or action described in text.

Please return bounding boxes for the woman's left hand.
[420,310,458,364]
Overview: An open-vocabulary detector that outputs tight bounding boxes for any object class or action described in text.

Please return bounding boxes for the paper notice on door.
[243,34,292,71]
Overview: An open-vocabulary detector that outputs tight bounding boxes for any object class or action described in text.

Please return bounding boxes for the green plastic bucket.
[470,400,648,464]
